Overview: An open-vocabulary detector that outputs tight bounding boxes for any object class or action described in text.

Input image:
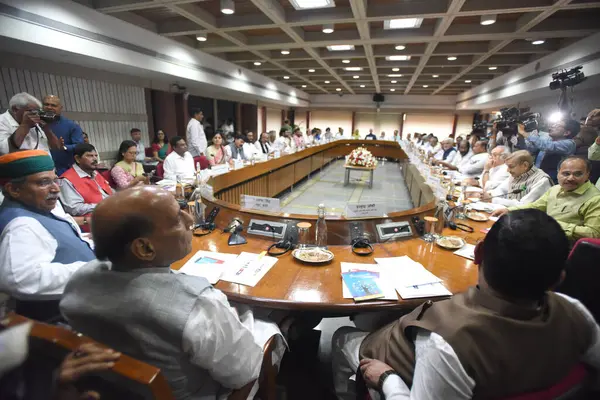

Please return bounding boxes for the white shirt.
[163,151,195,181]
[0,110,49,155]
[489,172,553,207]
[243,142,260,159]
[434,148,457,164]
[0,201,90,300]
[255,140,272,154]
[458,152,488,178]
[452,151,473,168]
[273,136,291,154]
[186,118,207,157]
[481,163,510,192]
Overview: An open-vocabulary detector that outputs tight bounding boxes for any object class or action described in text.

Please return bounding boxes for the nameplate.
[241,195,281,212]
[273,150,281,159]
[211,164,229,176]
[233,159,244,170]
[345,203,384,218]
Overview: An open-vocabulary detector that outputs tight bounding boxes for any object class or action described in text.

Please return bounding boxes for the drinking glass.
[297,222,312,249]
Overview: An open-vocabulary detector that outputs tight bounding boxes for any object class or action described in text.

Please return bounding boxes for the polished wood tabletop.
[171,218,491,314]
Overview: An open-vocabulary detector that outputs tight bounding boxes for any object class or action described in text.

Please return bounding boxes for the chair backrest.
[100,169,116,188]
[2,313,174,400]
[500,363,589,400]
[193,155,210,170]
[556,238,600,322]
[145,147,153,157]
[155,162,164,178]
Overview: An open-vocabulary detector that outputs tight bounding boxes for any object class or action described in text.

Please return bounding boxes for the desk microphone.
[487,185,527,199]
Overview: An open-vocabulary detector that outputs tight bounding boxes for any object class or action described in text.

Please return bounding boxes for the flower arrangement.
[346,147,377,168]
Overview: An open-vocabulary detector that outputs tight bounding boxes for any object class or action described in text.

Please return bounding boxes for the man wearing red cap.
[0,150,95,321]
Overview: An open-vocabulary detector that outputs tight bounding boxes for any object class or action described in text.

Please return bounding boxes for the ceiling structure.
[81,0,600,97]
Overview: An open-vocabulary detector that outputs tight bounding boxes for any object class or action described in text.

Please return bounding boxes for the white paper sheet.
[177,250,239,284]
[395,282,452,299]
[454,244,476,261]
[340,262,398,300]
[221,252,278,287]
[374,256,442,288]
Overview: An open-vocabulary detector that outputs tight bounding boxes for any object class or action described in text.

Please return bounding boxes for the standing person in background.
[255,132,273,155]
[129,128,151,163]
[187,109,207,158]
[43,95,84,175]
[206,132,230,166]
[584,109,600,188]
[281,119,292,133]
[220,118,235,144]
[111,140,148,190]
[151,129,169,162]
[0,92,61,155]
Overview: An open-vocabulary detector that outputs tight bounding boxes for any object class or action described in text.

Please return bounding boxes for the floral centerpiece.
[346,147,378,168]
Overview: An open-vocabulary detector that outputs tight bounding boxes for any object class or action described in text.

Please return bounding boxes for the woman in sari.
[206,132,230,166]
[151,129,169,162]
[111,140,148,189]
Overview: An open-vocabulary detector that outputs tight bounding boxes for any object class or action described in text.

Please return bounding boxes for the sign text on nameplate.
[241,195,281,212]
[345,203,384,218]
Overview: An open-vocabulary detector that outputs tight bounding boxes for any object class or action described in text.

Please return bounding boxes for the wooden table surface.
[171,218,491,314]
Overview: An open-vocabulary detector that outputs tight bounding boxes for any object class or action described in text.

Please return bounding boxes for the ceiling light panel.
[384,18,423,30]
[344,67,362,71]
[386,56,411,61]
[327,45,355,51]
[220,0,235,15]
[290,0,335,10]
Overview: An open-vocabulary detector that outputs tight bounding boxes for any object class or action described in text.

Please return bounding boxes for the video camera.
[473,107,540,135]
[549,66,586,91]
[31,109,59,124]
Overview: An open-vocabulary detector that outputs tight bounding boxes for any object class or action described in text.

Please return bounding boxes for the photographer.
[0,92,60,155]
[43,95,84,175]
[523,117,579,182]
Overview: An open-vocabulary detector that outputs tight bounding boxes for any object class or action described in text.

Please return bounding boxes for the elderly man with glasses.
[0,150,94,321]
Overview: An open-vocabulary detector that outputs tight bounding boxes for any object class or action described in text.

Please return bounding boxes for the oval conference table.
[171,140,493,316]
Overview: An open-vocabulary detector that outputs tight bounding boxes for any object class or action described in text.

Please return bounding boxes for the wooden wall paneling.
[151,90,177,137]
[241,103,258,134]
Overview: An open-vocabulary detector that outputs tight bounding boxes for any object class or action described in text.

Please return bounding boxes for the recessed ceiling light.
[423,85,428,88]
[480,14,497,26]
[360,84,365,88]
[345,67,362,71]
[196,34,207,42]
[384,18,423,30]
[465,80,472,83]
[532,40,545,45]
[390,88,396,92]
[253,61,261,66]
[281,50,290,55]
[322,24,334,34]
[432,74,439,78]
[284,76,290,80]
[447,56,457,61]
[308,69,315,72]
[395,45,406,50]
[392,68,400,72]
[488,66,497,70]
[342,59,351,64]
[386,55,411,61]
[336,88,342,91]
[324,80,330,83]
[353,75,359,79]
[327,45,355,51]
[388,74,403,77]
[220,0,235,14]
[391,80,397,83]
[302,85,307,88]
[289,0,335,10]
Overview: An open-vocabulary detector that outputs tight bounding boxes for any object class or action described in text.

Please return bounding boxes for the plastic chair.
[500,364,590,400]
[193,155,210,170]
[556,238,600,323]
[100,169,117,189]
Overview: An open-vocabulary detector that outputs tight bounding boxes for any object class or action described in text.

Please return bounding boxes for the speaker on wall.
[372,93,385,103]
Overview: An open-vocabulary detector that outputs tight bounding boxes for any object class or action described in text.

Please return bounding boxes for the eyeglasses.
[34,178,62,188]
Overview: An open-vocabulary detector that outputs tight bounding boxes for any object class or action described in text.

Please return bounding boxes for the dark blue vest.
[0,199,95,264]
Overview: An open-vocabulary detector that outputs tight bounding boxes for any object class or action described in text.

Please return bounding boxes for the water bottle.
[315,203,328,248]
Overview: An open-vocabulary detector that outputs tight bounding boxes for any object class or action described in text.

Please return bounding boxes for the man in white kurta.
[186,109,208,157]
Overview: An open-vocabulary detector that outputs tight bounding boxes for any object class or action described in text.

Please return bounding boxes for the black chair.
[555,238,600,323]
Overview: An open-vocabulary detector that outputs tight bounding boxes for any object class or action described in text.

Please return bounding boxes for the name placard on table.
[345,202,385,218]
[241,195,281,212]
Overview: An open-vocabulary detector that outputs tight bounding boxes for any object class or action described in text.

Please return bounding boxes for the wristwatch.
[378,370,400,393]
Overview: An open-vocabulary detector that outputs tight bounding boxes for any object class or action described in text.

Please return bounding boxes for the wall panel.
[310,110,352,138]
[403,113,455,140]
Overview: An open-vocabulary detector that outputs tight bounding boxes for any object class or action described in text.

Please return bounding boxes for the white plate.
[436,236,466,250]
[292,248,334,264]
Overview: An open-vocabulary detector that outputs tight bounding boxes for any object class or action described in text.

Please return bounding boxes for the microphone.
[488,184,527,199]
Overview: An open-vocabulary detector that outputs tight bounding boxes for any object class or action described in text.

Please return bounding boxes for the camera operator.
[43,95,84,175]
[523,116,579,182]
[0,92,60,155]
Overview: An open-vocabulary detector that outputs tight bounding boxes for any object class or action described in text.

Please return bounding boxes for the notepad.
[221,252,278,287]
[341,270,385,302]
[177,250,239,284]
[375,256,442,288]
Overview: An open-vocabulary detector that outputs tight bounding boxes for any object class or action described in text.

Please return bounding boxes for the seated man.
[432,139,456,164]
[163,136,195,181]
[446,139,487,179]
[463,145,510,191]
[483,150,553,207]
[225,134,247,161]
[333,209,600,400]
[243,131,260,160]
[60,186,283,400]
[291,128,306,152]
[60,143,113,218]
[492,156,600,240]
[434,139,472,171]
[0,150,94,321]
[365,129,377,140]
[425,136,441,158]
